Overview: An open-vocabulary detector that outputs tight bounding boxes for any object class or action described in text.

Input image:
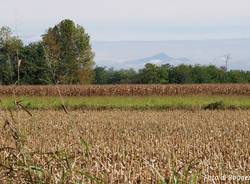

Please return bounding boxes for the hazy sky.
[1,0,250,42]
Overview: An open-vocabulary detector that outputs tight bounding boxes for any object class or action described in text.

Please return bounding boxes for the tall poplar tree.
[42,19,95,84]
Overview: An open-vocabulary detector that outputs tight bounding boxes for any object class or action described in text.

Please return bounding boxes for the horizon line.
[92,38,250,43]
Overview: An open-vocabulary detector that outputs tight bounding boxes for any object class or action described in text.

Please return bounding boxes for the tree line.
[1,19,250,85]
[94,64,250,84]
[0,19,94,85]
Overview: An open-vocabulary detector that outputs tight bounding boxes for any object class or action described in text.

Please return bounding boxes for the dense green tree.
[94,67,137,84]
[94,66,109,84]
[138,63,169,84]
[205,65,227,83]
[42,19,94,84]
[191,65,210,83]
[105,68,120,84]
[169,64,193,83]
[118,69,137,84]
[227,70,248,83]
[246,72,250,82]
[0,26,23,84]
[157,64,170,84]
[20,42,52,84]
[139,63,159,84]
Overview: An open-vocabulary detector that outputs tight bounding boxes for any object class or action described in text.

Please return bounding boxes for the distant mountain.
[92,39,250,70]
[124,52,191,69]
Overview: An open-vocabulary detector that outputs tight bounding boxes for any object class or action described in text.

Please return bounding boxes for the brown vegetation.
[0,110,249,183]
[1,84,250,96]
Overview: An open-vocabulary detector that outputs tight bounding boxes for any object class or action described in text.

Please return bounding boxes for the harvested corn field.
[1,84,250,96]
[0,110,249,183]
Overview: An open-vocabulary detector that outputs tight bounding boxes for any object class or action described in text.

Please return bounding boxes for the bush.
[203,101,225,110]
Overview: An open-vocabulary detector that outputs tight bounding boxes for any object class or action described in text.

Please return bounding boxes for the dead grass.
[0,110,249,183]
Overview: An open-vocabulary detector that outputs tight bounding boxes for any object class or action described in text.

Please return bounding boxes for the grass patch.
[0,95,250,110]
